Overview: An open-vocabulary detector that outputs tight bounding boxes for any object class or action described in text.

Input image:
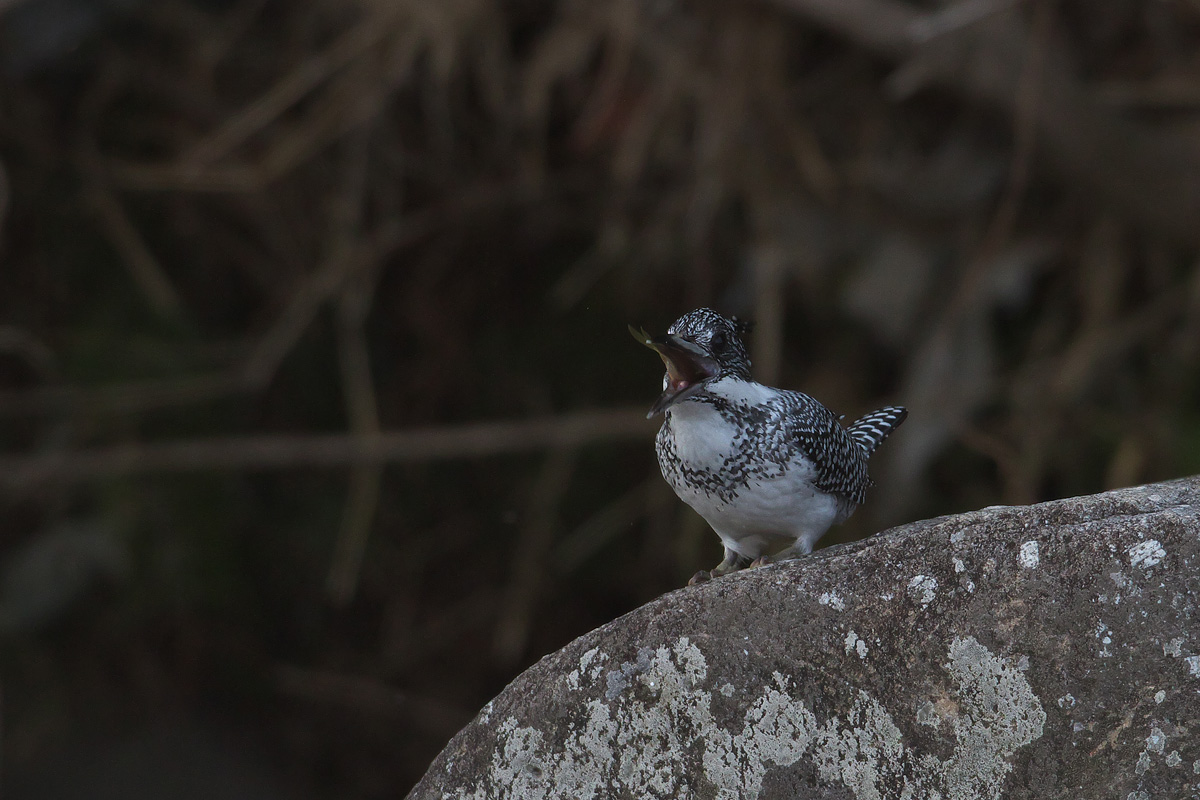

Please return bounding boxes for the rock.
[408,478,1200,799]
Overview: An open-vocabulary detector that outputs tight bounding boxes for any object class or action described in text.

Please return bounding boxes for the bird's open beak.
[629,325,720,418]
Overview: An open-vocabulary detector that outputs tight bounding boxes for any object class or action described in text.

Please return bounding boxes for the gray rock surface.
[408,478,1200,799]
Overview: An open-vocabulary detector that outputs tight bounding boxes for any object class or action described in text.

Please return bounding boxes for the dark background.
[1,0,1199,796]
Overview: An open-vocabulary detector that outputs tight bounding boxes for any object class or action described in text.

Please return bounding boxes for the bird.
[630,308,907,585]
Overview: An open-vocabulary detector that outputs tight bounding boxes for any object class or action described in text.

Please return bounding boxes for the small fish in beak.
[629,324,720,418]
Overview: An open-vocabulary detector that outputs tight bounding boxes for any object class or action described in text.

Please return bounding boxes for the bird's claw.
[688,570,713,585]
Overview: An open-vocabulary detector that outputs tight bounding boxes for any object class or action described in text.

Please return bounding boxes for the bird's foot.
[689,551,753,585]
[749,555,772,569]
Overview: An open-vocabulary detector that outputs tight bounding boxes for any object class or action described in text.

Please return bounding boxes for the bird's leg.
[713,548,752,576]
[689,547,751,585]
[750,540,814,569]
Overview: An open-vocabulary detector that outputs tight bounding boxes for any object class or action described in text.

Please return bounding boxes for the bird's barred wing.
[777,392,872,505]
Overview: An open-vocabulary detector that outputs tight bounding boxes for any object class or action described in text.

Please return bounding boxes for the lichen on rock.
[411,477,1200,800]
[447,633,1044,800]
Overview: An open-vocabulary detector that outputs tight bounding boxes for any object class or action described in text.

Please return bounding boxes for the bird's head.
[630,308,753,418]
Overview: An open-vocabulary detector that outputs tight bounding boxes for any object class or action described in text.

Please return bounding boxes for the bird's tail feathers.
[848,406,908,455]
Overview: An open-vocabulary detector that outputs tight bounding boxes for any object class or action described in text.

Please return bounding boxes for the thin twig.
[0,157,8,255]
[751,237,786,388]
[0,180,557,422]
[239,219,406,388]
[0,373,245,417]
[0,408,654,489]
[106,162,275,193]
[181,4,403,167]
[956,422,1034,504]
[107,40,403,194]
[551,477,656,574]
[1049,291,1187,400]
[493,447,578,667]
[0,327,59,383]
[383,587,498,674]
[909,0,1025,43]
[326,129,384,606]
[86,184,184,317]
[274,663,471,737]
[241,178,544,388]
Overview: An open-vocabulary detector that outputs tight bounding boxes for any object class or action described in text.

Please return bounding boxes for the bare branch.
[0,374,245,417]
[0,409,655,489]
[86,184,184,317]
[327,129,384,607]
[493,447,578,667]
[181,4,403,167]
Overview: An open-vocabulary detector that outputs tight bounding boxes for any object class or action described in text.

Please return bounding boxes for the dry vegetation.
[1,0,1199,795]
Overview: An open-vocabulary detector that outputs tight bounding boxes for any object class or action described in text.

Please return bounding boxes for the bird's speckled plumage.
[641,308,907,581]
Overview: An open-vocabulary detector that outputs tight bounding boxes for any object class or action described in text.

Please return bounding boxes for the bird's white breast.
[665,400,735,470]
[663,377,777,467]
[660,379,841,558]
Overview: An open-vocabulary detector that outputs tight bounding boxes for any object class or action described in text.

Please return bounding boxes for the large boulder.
[409,478,1200,799]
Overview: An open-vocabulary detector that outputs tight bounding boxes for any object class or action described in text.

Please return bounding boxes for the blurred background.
[1,0,1199,796]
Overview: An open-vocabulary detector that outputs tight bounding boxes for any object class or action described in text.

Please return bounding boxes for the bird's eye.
[710,331,726,350]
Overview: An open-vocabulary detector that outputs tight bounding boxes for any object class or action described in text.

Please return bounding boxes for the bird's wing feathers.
[775,391,872,505]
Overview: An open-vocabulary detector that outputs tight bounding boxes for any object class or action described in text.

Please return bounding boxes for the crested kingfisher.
[631,308,907,585]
